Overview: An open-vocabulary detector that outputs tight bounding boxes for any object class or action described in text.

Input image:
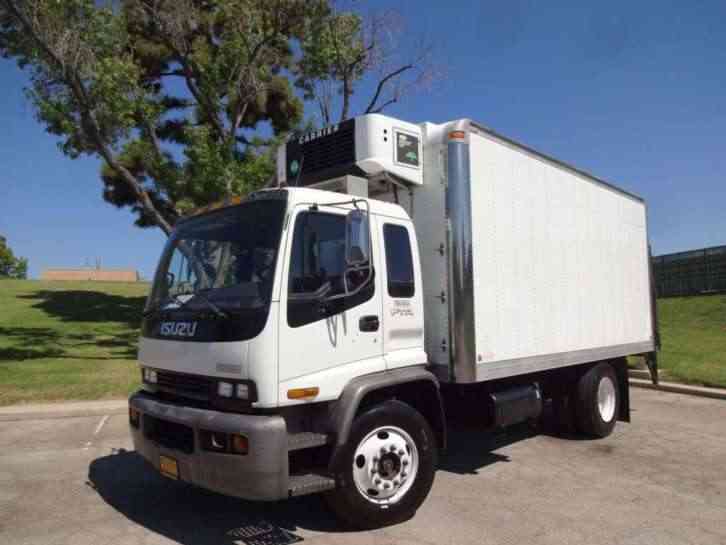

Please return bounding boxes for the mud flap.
[644,351,659,385]
[613,358,630,423]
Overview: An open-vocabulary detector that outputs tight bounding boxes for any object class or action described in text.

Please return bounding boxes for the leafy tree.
[296,8,437,125]
[0,1,437,236]
[0,236,28,279]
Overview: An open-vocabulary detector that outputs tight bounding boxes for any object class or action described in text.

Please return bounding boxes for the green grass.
[650,294,726,388]
[0,279,149,406]
[1,280,725,406]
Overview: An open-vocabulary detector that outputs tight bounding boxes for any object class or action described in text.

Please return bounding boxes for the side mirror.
[343,207,373,296]
[345,208,371,266]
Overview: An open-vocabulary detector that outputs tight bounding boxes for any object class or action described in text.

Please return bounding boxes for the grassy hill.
[653,294,726,388]
[1,280,724,406]
[0,279,148,405]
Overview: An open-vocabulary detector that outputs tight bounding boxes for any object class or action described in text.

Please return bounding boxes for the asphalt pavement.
[1,387,725,545]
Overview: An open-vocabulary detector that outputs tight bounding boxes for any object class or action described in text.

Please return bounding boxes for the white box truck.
[129,114,659,528]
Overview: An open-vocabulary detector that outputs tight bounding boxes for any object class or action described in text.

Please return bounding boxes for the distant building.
[41,268,140,282]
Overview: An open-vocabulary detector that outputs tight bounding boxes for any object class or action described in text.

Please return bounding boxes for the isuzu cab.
[129,114,658,528]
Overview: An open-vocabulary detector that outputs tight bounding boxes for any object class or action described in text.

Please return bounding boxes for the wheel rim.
[351,425,419,505]
[597,375,617,423]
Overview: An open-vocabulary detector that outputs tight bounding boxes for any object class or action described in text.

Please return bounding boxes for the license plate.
[159,455,179,480]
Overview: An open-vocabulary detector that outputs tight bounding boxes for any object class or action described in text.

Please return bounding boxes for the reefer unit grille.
[285,119,356,186]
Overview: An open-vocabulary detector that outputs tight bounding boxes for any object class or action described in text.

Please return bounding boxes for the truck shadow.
[88,449,337,544]
[87,423,535,543]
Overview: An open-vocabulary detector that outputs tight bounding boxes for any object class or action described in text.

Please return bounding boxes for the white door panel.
[379,220,426,370]
[277,206,385,402]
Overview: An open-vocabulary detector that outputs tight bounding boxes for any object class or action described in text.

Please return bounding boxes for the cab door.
[277,205,384,404]
[379,220,426,370]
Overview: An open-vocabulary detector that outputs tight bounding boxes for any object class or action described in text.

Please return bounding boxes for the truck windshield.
[148,199,286,313]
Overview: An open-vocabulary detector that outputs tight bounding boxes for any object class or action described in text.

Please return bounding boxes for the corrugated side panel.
[469,132,652,375]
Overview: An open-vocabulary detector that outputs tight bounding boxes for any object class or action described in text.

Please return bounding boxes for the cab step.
[288,472,336,497]
[287,432,330,451]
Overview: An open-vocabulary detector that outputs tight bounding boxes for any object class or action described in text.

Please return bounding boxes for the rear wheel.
[324,400,437,529]
[574,362,620,437]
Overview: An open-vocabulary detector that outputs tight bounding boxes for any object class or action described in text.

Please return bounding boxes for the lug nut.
[398,449,405,456]
[380,447,387,454]
[390,445,396,452]
[393,479,400,486]
[384,483,391,489]
[402,459,409,466]
[375,478,381,485]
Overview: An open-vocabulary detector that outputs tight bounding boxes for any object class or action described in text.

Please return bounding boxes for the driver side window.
[287,211,374,327]
[289,212,347,296]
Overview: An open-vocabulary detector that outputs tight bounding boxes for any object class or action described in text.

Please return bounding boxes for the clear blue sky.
[2,1,725,279]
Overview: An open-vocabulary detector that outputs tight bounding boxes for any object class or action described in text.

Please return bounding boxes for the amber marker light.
[287,387,320,400]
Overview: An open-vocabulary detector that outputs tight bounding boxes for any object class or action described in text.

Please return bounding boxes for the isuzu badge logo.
[160,321,198,337]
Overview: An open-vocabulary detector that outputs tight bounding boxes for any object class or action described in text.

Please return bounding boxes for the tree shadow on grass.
[0,327,138,362]
[18,290,146,328]
[1,289,146,363]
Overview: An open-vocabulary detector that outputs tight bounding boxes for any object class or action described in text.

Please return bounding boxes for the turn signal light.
[287,387,320,400]
[129,407,140,428]
[230,434,249,455]
[200,430,248,455]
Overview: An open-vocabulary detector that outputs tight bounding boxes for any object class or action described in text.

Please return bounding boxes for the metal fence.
[652,245,726,297]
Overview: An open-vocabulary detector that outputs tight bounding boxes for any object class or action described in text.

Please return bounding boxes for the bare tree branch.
[364,64,412,114]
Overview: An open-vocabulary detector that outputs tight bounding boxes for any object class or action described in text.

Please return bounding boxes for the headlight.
[217,381,234,398]
[211,380,257,407]
[143,368,157,384]
[235,383,249,400]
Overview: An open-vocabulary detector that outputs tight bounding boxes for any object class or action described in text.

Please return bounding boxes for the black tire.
[574,362,620,438]
[324,400,437,529]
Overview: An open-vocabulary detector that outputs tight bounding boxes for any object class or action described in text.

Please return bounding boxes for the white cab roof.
[258,187,411,221]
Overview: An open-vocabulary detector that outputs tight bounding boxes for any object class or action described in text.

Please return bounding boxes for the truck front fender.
[329,366,446,449]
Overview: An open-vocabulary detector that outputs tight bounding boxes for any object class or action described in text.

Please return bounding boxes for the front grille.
[143,414,194,454]
[156,370,212,400]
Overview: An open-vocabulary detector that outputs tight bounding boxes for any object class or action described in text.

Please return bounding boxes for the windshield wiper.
[167,290,229,319]
[186,290,229,319]
[143,291,229,320]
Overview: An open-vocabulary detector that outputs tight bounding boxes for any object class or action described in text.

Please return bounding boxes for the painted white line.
[93,415,109,436]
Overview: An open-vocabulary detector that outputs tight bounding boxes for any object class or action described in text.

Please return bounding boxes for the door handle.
[359,315,380,332]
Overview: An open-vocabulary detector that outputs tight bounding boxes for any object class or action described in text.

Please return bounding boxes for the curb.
[0,400,128,422]
[628,369,652,380]
[629,378,726,401]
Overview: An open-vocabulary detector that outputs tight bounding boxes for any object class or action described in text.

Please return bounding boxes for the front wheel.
[324,400,437,529]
